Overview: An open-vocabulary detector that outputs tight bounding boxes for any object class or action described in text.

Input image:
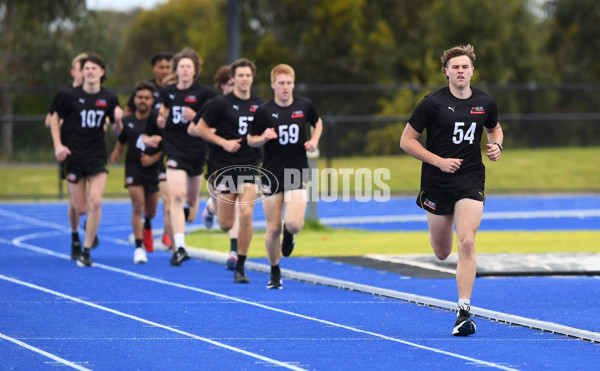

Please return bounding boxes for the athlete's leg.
[68,200,80,232]
[144,189,159,221]
[262,193,284,266]
[228,201,240,239]
[453,198,483,300]
[236,183,257,258]
[283,189,308,234]
[128,185,145,242]
[67,179,88,219]
[159,181,174,251]
[216,193,237,232]
[83,172,107,249]
[426,211,454,260]
[185,175,203,223]
[166,168,188,244]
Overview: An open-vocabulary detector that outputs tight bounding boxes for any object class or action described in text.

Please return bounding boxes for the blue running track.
[0,195,599,370]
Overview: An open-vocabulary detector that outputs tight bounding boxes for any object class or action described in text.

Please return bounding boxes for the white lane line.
[0,332,91,371]
[318,209,600,225]
[0,274,306,371]
[8,237,518,371]
[366,254,457,275]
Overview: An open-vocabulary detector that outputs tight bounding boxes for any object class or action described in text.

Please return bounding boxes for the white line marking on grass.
[367,254,458,275]
[0,332,91,371]
[0,274,306,371]
[9,238,519,371]
[318,209,600,225]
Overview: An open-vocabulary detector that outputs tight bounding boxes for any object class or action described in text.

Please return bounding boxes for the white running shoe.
[134,247,148,264]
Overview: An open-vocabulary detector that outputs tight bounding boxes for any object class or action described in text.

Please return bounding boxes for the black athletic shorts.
[165,155,204,177]
[212,165,259,195]
[416,187,485,215]
[63,157,107,184]
[259,169,307,196]
[125,163,160,193]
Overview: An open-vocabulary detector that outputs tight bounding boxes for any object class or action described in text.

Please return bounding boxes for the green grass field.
[186,229,600,258]
[2,147,599,256]
[1,147,599,197]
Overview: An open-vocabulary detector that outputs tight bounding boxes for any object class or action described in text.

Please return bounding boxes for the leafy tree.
[0,0,107,160]
[545,0,600,83]
[116,0,226,86]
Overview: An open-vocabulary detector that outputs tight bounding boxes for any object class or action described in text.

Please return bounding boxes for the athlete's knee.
[88,196,103,213]
[284,218,304,234]
[431,241,452,260]
[458,237,476,258]
[170,190,186,205]
[266,225,282,240]
[433,249,451,260]
[266,220,283,237]
[218,215,233,231]
[131,203,143,216]
[237,204,253,221]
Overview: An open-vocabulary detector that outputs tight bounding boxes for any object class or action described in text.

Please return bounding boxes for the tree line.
[1,0,599,160]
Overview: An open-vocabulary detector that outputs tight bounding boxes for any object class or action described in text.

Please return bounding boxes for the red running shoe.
[161,232,171,248]
[143,228,154,252]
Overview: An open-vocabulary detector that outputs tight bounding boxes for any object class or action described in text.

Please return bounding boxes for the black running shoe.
[281,224,295,257]
[452,308,477,336]
[77,253,93,267]
[267,272,282,289]
[71,240,82,260]
[234,270,251,283]
[169,253,181,266]
[170,247,190,266]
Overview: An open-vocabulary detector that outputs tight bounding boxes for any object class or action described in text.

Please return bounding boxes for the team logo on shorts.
[126,177,134,185]
[66,173,77,182]
[424,198,437,211]
[208,165,279,205]
[261,184,272,194]
[166,159,178,168]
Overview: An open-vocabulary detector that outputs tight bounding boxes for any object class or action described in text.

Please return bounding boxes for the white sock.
[174,233,186,249]
[458,299,471,312]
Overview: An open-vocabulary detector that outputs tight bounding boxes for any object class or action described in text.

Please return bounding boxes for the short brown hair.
[213,65,231,89]
[270,64,295,83]
[441,44,476,81]
[230,58,256,78]
[81,53,107,83]
[172,47,202,79]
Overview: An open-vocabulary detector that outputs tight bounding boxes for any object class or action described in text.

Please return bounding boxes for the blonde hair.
[71,53,88,70]
[270,64,295,83]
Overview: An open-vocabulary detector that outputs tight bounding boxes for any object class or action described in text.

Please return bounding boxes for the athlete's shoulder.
[426,87,450,99]
[99,86,117,98]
